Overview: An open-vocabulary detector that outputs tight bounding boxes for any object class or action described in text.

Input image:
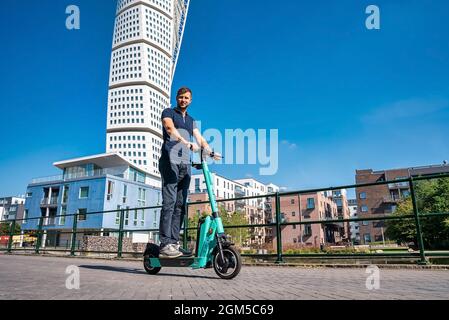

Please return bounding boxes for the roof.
[357,164,449,176]
[53,153,152,176]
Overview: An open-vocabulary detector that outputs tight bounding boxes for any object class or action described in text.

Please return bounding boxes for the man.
[159,87,220,258]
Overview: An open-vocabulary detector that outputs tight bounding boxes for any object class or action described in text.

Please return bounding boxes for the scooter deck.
[149,257,196,268]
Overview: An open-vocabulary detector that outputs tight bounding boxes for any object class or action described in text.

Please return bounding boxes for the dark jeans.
[159,155,191,248]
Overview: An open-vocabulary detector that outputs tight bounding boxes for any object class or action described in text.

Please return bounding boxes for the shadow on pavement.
[78,265,220,280]
[79,265,147,275]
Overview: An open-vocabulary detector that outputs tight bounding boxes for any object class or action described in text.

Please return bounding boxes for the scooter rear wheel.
[143,244,161,275]
[213,246,242,280]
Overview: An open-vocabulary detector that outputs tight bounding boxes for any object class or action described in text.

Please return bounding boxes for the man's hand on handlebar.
[205,147,222,161]
[210,152,222,161]
[187,142,200,152]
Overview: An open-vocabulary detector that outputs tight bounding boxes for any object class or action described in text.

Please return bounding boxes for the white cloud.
[281,140,298,150]
[362,97,449,123]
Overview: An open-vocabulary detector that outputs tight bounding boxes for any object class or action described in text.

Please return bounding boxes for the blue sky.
[0,0,448,197]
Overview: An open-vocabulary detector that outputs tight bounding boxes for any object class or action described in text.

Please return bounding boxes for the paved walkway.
[0,254,448,300]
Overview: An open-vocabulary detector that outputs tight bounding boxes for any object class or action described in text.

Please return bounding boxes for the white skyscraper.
[106,0,190,187]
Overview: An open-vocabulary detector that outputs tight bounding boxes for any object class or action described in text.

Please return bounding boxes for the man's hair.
[177,87,192,97]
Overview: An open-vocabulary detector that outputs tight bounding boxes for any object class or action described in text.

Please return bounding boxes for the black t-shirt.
[161,107,197,162]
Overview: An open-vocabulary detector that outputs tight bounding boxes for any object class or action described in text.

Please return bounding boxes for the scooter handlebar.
[197,148,222,160]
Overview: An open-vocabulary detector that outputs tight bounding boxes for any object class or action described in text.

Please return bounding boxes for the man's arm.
[193,128,209,150]
[193,128,221,159]
[163,117,197,149]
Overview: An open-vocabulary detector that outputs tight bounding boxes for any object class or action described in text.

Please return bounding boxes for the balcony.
[44,217,57,226]
[40,197,59,206]
[30,168,126,185]
[382,195,401,203]
[388,181,409,189]
[234,186,246,198]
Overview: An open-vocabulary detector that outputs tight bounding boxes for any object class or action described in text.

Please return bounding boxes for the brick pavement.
[0,254,448,300]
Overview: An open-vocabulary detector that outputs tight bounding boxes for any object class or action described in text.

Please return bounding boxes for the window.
[374,235,384,242]
[107,181,114,200]
[123,184,128,203]
[364,234,371,243]
[359,192,367,200]
[153,210,158,228]
[26,192,32,198]
[138,188,146,206]
[125,207,130,225]
[306,198,315,209]
[133,209,138,226]
[292,212,296,216]
[362,220,369,226]
[129,168,145,183]
[23,210,28,224]
[304,224,312,236]
[195,178,200,192]
[79,187,89,199]
[62,185,69,203]
[291,199,295,205]
[361,205,368,213]
[115,205,121,225]
[373,221,385,228]
[141,210,145,226]
[293,224,296,229]
[59,206,66,225]
[78,209,87,221]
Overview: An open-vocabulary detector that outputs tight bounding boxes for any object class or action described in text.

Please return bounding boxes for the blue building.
[23,153,162,247]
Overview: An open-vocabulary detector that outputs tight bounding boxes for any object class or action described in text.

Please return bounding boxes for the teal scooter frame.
[143,149,242,279]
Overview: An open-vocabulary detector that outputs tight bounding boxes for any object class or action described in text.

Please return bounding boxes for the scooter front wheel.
[213,246,242,280]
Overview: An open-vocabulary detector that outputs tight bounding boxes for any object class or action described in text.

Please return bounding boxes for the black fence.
[1,172,449,265]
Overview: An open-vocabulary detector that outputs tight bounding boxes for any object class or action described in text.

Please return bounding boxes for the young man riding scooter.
[159,87,221,258]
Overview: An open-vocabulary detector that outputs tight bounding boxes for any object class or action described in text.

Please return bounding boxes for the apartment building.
[23,153,161,247]
[0,197,25,222]
[355,163,449,244]
[272,190,349,250]
[188,172,350,249]
[348,199,360,244]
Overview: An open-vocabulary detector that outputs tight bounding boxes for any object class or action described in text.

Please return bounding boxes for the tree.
[220,208,251,247]
[0,222,21,236]
[385,178,449,249]
[187,214,201,242]
[186,208,251,247]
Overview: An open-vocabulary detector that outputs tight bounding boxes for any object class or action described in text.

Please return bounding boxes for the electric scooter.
[143,149,242,280]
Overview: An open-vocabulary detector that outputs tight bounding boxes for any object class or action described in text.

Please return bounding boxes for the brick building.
[272,191,349,250]
[355,163,449,244]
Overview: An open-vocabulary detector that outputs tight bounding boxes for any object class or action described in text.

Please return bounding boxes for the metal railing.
[2,172,449,265]
[30,168,126,185]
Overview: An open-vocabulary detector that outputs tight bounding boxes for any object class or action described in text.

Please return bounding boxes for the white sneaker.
[174,242,193,256]
[159,244,182,258]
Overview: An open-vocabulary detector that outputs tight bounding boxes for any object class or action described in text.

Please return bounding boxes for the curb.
[2,252,449,270]
[243,262,449,270]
